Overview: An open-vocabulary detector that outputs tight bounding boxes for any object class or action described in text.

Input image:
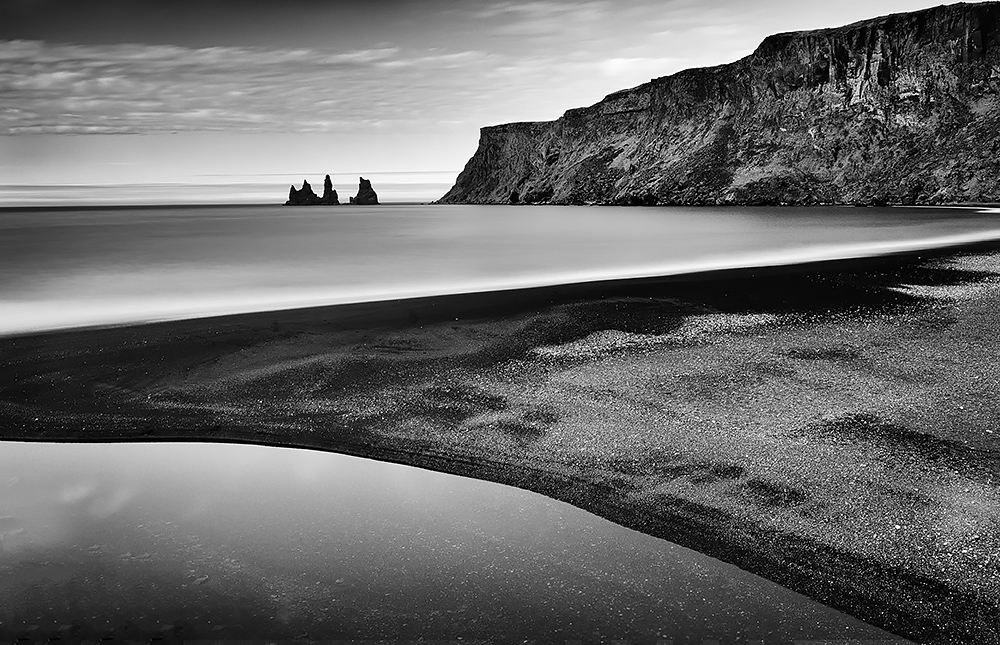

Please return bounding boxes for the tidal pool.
[0,441,908,643]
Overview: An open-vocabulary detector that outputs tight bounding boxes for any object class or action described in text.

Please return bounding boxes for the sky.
[0,0,948,202]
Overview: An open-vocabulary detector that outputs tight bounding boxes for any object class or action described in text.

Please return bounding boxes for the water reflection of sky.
[0,441,908,642]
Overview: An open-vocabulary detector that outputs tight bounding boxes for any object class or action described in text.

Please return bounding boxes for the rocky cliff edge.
[440,2,1000,206]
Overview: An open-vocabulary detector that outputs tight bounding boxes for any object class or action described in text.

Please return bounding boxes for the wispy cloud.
[0,35,698,136]
[0,0,770,137]
[0,40,502,135]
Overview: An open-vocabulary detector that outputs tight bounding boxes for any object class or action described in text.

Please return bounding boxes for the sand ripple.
[531,313,782,359]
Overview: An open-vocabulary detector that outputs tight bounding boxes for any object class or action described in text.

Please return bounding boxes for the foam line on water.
[2,230,1000,337]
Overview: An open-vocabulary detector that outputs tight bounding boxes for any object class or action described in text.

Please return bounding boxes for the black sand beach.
[3,244,1000,644]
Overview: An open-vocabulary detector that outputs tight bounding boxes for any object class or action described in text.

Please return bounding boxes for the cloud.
[0,40,500,135]
[1,35,658,136]
[598,57,683,78]
[476,0,614,39]
[0,1,760,137]
[476,0,602,20]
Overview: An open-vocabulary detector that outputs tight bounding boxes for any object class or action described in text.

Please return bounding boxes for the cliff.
[440,2,1000,206]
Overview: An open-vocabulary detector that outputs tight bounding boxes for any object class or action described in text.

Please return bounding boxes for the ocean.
[2,203,999,336]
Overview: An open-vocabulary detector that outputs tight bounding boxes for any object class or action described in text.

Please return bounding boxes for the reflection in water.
[0,441,907,642]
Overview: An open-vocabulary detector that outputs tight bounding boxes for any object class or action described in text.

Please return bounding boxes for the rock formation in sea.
[285,179,319,205]
[321,174,340,205]
[439,2,1000,206]
[349,177,379,205]
[285,175,340,205]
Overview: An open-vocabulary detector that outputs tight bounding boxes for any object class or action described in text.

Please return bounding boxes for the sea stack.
[285,179,320,205]
[350,177,379,205]
[285,176,340,205]
[320,174,340,205]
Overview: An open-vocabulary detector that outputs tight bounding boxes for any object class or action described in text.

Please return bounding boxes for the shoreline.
[3,245,1000,643]
[7,236,1000,341]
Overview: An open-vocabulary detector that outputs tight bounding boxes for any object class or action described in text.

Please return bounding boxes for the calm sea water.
[0,180,455,207]
[1,203,999,335]
[0,441,906,642]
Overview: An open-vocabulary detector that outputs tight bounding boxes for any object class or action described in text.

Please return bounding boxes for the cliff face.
[440,2,1000,206]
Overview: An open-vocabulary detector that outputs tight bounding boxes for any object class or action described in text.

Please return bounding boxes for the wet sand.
[2,244,1000,644]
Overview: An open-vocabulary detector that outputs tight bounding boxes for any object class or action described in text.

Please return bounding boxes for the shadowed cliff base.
[440,2,1000,207]
[3,244,1000,643]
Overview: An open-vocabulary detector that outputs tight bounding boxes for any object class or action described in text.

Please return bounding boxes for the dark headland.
[439,1,1000,206]
[285,175,379,205]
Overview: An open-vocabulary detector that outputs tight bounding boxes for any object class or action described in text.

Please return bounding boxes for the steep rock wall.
[440,2,1000,205]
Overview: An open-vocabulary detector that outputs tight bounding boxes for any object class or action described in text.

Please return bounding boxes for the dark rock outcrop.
[285,179,321,205]
[321,174,339,205]
[440,2,1000,206]
[349,177,379,205]
[285,175,340,205]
